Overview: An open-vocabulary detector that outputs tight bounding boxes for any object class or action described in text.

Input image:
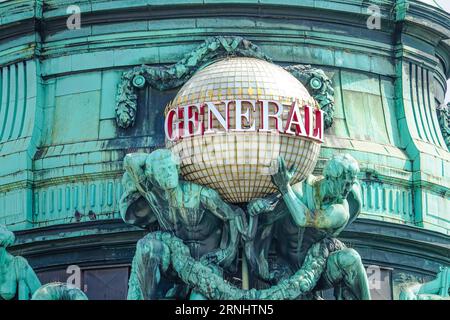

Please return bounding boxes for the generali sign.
[165,99,324,143]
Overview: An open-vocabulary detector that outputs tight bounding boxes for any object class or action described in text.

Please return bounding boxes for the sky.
[418,0,450,12]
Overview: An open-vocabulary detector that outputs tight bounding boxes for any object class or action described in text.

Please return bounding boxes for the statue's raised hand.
[271,156,296,194]
[247,198,272,216]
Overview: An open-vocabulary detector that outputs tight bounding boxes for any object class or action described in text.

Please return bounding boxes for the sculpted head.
[0,224,15,248]
[323,154,359,201]
[0,224,14,263]
[145,149,180,190]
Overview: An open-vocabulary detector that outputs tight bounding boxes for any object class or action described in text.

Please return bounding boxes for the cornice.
[0,1,445,66]
[8,218,449,272]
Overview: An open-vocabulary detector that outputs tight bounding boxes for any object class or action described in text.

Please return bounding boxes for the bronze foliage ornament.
[115,36,336,130]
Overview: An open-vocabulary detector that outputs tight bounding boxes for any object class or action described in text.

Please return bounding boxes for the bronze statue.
[245,154,371,299]
[119,149,248,300]
[0,224,41,300]
[399,267,450,300]
[121,149,371,300]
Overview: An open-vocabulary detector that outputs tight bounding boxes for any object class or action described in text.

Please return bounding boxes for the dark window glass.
[83,267,129,300]
[116,87,177,144]
[37,269,71,285]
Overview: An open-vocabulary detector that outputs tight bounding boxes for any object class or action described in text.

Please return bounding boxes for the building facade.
[0,0,448,300]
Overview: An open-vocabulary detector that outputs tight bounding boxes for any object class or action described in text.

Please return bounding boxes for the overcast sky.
[418,0,450,12]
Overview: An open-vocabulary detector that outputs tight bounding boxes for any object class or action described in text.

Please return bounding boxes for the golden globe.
[164,99,324,143]
[164,57,323,203]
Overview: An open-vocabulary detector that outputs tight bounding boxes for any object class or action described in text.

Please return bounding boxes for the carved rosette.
[115,36,335,130]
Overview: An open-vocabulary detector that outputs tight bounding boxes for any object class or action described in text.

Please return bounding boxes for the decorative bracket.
[394,0,409,22]
[115,36,335,130]
[437,103,450,150]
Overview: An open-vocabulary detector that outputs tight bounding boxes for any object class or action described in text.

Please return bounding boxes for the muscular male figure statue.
[246,154,371,300]
[120,149,246,300]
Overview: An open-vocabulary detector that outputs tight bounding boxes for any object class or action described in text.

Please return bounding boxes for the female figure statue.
[0,224,41,300]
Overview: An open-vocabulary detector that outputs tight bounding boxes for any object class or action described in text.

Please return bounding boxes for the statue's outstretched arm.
[272,157,348,232]
[270,156,311,227]
[346,181,362,226]
[119,153,158,228]
[16,257,41,300]
[280,184,348,232]
[123,153,151,190]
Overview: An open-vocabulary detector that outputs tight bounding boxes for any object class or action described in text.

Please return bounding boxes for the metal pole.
[242,251,249,290]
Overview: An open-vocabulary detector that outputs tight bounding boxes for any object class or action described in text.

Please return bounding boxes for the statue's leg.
[268,257,295,285]
[128,233,171,300]
[321,248,371,300]
[244,222,280,287]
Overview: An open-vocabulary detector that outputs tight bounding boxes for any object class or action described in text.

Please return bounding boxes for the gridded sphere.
[165,57,321,203]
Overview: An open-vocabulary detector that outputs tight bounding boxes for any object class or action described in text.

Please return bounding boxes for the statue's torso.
[272,178,330,270]
[0,258,17,300]
[154,182,224,260]
[275,216,328,270]
[170,208,223,260]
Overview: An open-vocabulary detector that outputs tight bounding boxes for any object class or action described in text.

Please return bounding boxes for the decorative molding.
[115,36,335,130]
[0,60,40,147]
[401,61,448,149]
[32,177,124,226]
[360,179,414,223]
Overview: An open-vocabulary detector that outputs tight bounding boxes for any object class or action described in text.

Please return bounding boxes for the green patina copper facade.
[0,0,448,299]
